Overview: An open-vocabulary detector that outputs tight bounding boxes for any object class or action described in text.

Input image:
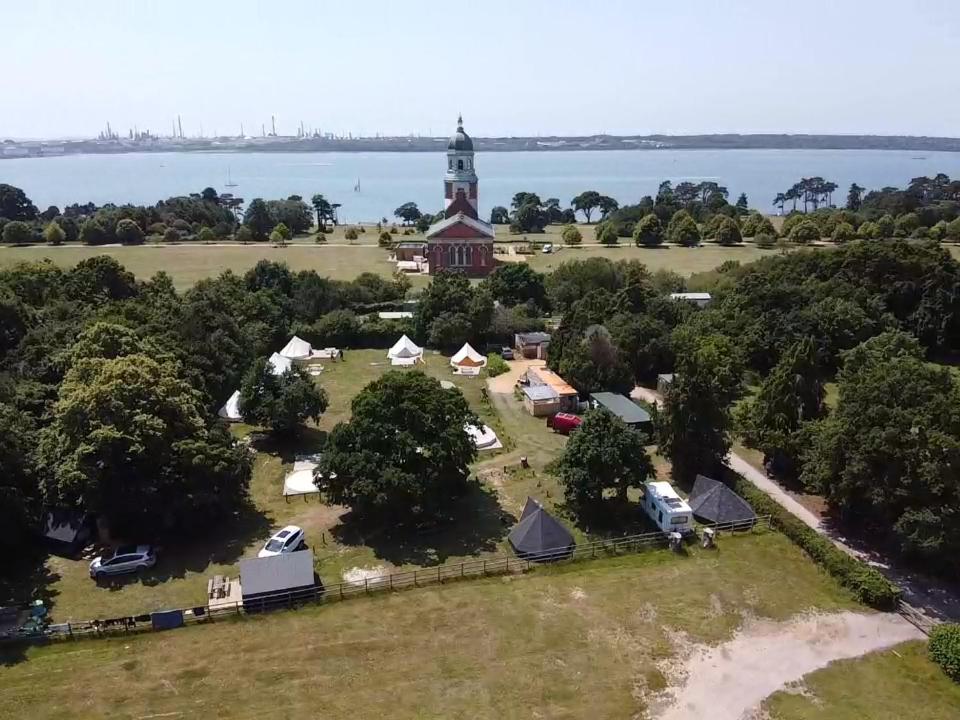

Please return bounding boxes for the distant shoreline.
[4,133,960,160]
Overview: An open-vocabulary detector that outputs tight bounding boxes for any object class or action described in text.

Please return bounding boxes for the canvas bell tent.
[387,335,424,366]
[450,342,487,375]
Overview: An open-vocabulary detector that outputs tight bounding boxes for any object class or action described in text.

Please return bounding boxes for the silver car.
[89,544,157,580]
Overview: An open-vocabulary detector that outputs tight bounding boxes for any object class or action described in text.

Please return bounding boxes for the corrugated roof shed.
[523,385,559,402]
[590,392,651,425]
[240,550,317,598]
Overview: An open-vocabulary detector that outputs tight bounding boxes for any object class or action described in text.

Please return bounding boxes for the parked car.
[500,347,514,360]
[258,525,306,558]
[542,243,553,254]
[89,545,157,579]
[547,412,582,435]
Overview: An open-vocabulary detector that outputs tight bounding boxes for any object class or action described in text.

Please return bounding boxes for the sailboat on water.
[354,177,360,193]
[225,166,239,188]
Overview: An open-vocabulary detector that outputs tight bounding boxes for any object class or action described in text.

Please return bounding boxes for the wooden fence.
[8,516,771,644]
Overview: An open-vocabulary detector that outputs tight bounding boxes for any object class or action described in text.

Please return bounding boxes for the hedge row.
[727,472,901,609]
[929,624,960,682]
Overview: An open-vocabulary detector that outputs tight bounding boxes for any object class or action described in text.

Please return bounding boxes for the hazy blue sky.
[3,0,959,139]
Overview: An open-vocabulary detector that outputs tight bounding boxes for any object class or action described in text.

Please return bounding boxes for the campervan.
[643,481,694,535]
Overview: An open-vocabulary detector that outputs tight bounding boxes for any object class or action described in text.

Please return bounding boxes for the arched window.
[457,159,464,170]
[457,246,465,266]
[448,158,453,170]
[478,245,487,266]
[466,245,473,265]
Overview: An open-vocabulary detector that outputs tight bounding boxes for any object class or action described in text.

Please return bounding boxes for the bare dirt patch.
[652,611,923,720]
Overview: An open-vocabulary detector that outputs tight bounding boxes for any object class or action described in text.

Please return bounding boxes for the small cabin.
[643,481,694,535]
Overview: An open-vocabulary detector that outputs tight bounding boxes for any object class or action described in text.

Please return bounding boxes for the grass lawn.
[764,640,960,720]
[0,531,859,720]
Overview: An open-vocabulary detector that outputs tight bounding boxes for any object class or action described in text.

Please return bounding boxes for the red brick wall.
[428,241,494,276]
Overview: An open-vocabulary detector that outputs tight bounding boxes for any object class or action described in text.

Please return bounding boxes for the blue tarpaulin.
[150,609,184,631]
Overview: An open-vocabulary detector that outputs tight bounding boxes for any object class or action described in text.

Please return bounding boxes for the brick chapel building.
[425,116,495,276]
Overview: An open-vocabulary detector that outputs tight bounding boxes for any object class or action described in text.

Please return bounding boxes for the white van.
[643,481,694,535]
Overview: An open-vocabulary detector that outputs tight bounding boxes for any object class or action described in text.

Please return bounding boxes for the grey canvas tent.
[688,475,757,526]
[239,550,322,613]
[508,497,576,562]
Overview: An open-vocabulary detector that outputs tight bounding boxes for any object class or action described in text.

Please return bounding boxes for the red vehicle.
[547,412,582,435]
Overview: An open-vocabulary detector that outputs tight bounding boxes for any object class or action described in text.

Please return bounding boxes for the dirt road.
[655,611,922,720]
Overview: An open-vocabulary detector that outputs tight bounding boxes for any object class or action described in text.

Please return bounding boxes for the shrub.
[344,227,359,241]
[315,231,326,244]
[910,226,930,239]
[197,226,215,244]
[929,624,960,682]
[235,225,253,243]
[790,220,821,244]
[115,218,145,245]
[894,213,921,238]
[43,221,65,246]
[946,218,960,242]
[486,353,509,377]
[715,217,742,246]
[857,221,881,240]
[729,472,901,609]
[2,220,35,245]
[172,218,192,233]
[831,221,856,243]
[754,231,776,248]
[390,225,398,234]
[929,220,950,242]
[163,227,181,243]
[561,225,582,246]
[378,231,393,248]
[147,222,167,236]
[596,222,619,246]
[633,214,664,247]
[666,210,701,247]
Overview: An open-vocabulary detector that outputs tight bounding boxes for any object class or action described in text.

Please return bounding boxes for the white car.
[542,243,553,254]
[89,545,157,580]
[257,526,306,558]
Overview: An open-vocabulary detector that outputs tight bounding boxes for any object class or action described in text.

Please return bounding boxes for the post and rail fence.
[2,516,772,645]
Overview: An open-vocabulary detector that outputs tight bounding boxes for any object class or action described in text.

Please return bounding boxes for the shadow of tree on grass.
[331,482,514,567]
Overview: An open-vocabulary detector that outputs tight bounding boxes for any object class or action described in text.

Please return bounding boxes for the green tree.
[311,193,334,231]
[754,231,776,248]
[239,358,327,436]
[736,338,824,478]
[929,220,950,242]
[571,190,602,223]
[489,206,509,224]
[598,195,619,219]
[79,218,108,246]
[270,221,291,242]
[946,218,960,242]
[317,371,478,522]
[715,217,743,246]
[43,221,66,246]
[243,198,274,240]
[735,192,749,214]
[0,403,38,559]
[394,201,422,225]
[558,326,635,395]
[846,183,865,211]
[596,222,619,245]
[555,409,655,507]
[801,332,960,566]
[483,263,547,308]
[0,184,38,221]
[561,224,582,245]
[666,210,701,247]
[876,214,896,238]
[657,330,743,482]
[197,226,215,243]
[632,214,664,247]
[38,355,251,538]
[894,213,921,238]
[344,227,359,241]
[857,221,881,239]
[831,222,856,243]
[790,220,820,244]
[163,227,181,243]
[2,220,34,245]
[115,218,145,245]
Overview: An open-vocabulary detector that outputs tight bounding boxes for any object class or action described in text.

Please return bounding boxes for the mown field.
[0,532,858,720]
[764,640,960,720]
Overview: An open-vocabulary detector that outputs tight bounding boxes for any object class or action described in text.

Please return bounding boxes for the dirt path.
[654,611,922,720]
[486,358,544,394]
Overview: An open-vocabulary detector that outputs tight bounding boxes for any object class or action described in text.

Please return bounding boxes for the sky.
[3,0,960,140]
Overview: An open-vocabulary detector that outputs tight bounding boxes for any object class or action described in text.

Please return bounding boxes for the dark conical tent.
[509,497,576,562]
[688,475,757,525]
